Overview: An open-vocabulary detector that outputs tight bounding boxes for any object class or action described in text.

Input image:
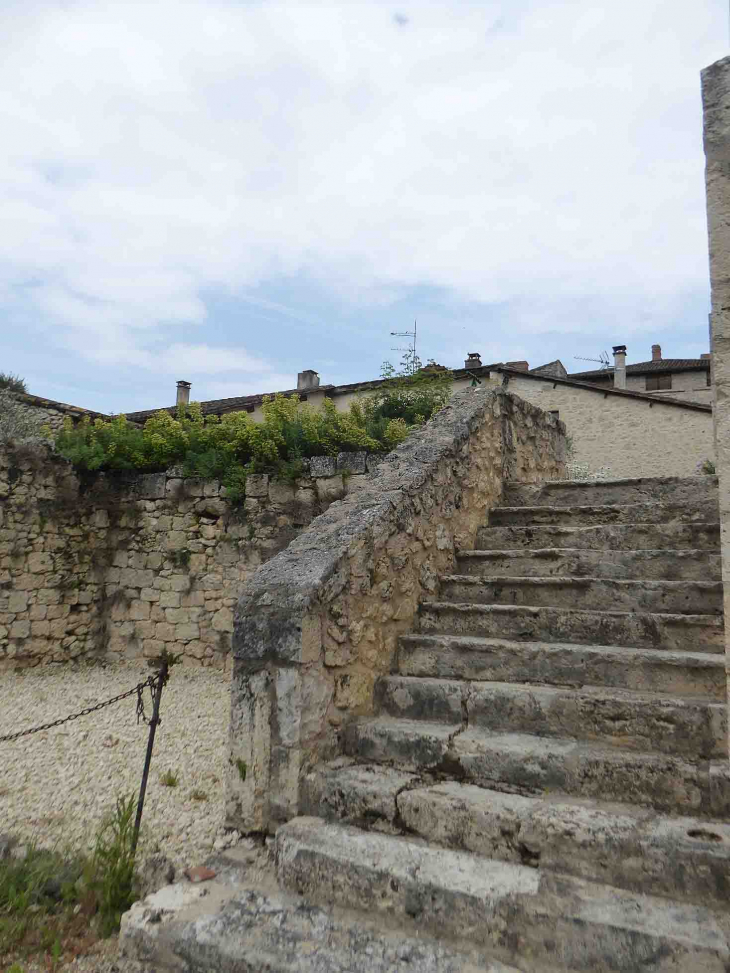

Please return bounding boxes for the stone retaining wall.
[0,445,383,669]
[225,389,565,833]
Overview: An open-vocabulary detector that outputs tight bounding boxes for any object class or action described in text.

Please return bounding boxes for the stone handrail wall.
[0,446,384,669]
[225,389,565,833]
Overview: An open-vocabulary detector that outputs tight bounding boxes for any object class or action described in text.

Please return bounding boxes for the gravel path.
[0,660,233,871]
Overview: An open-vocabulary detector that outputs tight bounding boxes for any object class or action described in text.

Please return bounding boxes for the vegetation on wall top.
[0,372,27,394]
[53,370,453,502]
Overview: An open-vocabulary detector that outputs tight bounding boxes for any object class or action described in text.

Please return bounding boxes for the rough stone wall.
[504,374,714,477]
[226,389,565,833]
[0,444,381,670]
[702,55,730,757]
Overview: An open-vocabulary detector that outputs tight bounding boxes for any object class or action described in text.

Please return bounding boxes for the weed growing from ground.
[159,769,179,787]
[189,789,208,802]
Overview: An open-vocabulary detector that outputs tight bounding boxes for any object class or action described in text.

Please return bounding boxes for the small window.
[646,373,672,391]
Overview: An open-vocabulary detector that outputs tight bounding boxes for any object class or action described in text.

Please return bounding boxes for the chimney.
[505,360,529,371]
[176,380,191,407]
[464,352,482,370]
[612,345,627,389]
[652,344,662,361]
[701,353,712,359]
[297,369,320,391]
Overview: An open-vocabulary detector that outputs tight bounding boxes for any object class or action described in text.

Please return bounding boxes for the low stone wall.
[225,389,565,833]
[0,445,383,669]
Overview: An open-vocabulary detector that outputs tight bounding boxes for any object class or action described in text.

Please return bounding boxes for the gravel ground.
[0,660,232,868]
[1,659,234,972]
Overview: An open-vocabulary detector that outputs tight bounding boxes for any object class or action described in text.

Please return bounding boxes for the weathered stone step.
[376,676,726,758]
[120,861,514,972]
[344,720,728,816]
[397,635,727,699]
[304,763,730,909]
[476,521,720,551]
[456,548,723,582]
[277,817,730,971]
[490,501,718,528]
[418,602,725,653]
[439,575,723,615]
[503,476,719,509]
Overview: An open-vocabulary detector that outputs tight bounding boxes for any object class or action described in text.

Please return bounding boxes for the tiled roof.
[568,358,710,380]
[123,364,501,424]
[21,393,108,420]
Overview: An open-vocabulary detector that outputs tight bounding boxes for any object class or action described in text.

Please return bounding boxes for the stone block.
[310,456,337,478]
[134,473,166,500]
[366,453,385,472]
[269,481,296,504]
[316,476,345,505]
[129,601,151,621]
[27,552,53,574]
[337,451,367,475]
[165,532,187,552]
[159,591,181,609]
[141,587,160,602]
[245,474,269,498]
[212,607,234,633]
[176,623,200,641]
[8,592,28,613]
[155,623,176,642]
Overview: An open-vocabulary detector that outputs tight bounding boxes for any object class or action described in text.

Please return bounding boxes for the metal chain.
[0,674,159,743]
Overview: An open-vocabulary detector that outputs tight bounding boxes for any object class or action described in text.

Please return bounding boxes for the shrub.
[54,371,453,495]
[0,372,27,394]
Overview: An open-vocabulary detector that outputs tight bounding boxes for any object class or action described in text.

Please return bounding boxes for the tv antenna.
[391,319,418,372]
[574,351,611,370]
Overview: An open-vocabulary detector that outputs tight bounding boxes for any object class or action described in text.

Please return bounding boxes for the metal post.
[131,656,169,855]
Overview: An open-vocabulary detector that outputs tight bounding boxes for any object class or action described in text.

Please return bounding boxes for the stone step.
[439,575,723,615]
[397,635,727,699]
[476,521,720,551]
[343,720,729,817]
[489,501,718,528]
[418,602,725,653]
[303,763,730,909]
[375,676,726,758]
[120,855,514,973]
[456,548,723,582]
[503,476,719,508]
[277,817,730,971]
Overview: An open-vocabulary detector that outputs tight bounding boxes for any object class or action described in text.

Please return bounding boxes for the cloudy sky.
[1,0,727,414]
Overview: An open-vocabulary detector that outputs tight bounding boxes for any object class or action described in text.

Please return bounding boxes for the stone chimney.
[505,361,529,371]
[702,353,712,360]
[297,370,320,391]
[612,345,627,389]
[464,352,482,370]
[176,380,191,407]
[652,344,662,361]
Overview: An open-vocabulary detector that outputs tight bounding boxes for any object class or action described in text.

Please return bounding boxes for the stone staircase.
[123,476,730,972]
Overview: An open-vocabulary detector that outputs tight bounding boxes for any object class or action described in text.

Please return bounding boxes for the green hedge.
[54,372,452,502]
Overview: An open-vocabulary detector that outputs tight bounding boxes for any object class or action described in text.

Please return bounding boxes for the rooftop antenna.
[391,319,418,373]
[574,351,611,370]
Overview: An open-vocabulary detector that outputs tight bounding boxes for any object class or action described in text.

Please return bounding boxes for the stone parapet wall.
[0,445,383,669]
[226,389,565,833]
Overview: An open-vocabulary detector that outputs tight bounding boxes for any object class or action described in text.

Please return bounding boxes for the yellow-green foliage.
[55,371,452,501]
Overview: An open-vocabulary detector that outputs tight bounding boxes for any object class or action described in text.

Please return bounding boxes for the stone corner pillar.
[701,55,730,760]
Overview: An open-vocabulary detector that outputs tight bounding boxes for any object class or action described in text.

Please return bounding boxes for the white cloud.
[0,0,726,403]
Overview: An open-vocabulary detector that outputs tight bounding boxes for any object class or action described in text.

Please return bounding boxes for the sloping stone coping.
[226,388,565,832]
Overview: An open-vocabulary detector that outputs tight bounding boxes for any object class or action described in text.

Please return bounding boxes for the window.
[646,373,672,391]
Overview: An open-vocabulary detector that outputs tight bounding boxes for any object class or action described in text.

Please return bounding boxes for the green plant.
[168,549,191,570]
[91,793,138,937]
[0,372,27,394]
[700,459,716,475]
[159,769,179,787]
[235,759,247,782]
[189,789,208,802]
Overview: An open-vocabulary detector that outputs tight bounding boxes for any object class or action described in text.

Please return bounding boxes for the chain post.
[131,654,170,856]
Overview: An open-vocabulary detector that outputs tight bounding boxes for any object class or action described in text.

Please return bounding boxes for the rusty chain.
[0,674,160,743]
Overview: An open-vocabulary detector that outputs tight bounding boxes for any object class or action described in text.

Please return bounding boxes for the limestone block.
[159,591,181,609]
[141,587,160,602]
[165,532,187,552]
[8,592,28,613]
[245,474,269,498]
[155,623,176,642]
[316,476,345,505]
[310,456,337,478]
[176,622,200,641]
[337,452,367,475]
[129,601,151,622]
[269,481,296,504]
[134,473,166,500]
[27,552,53,573]
[212,607,234,633]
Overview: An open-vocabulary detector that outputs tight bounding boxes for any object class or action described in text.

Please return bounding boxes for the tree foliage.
[54,369,453,502]
[0,372,27,394]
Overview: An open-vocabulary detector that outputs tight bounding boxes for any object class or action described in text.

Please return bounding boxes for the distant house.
[568,344,711,405]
